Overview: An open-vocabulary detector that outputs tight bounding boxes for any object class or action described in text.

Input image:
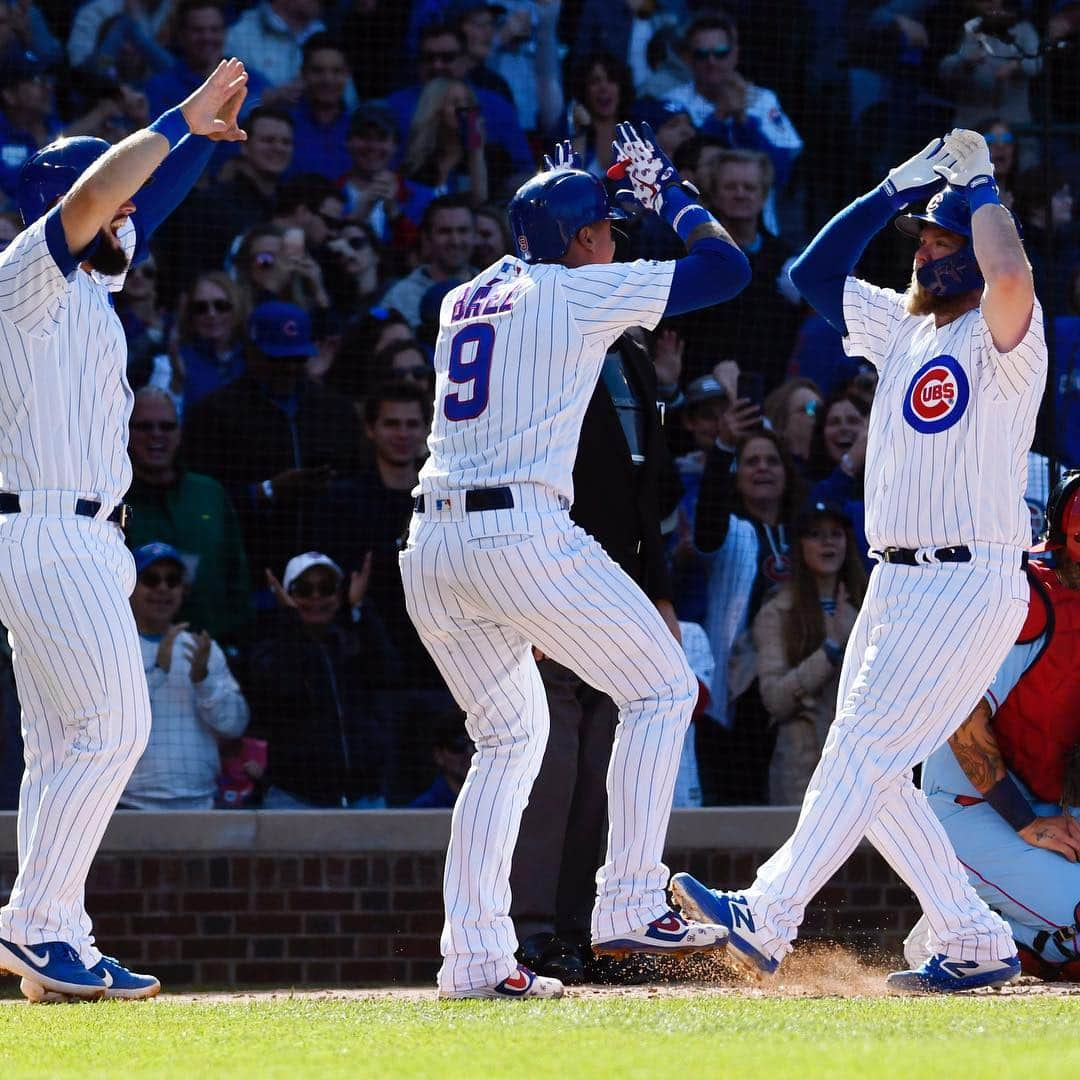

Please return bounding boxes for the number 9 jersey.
[417,255,675,503]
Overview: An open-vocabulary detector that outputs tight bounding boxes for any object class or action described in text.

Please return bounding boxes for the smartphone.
[282,227,305,258]
[736,372,765,409]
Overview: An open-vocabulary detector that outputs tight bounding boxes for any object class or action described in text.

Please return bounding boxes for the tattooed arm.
[950,699,1080,860]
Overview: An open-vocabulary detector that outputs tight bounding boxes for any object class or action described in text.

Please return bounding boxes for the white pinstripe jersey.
[417,256,674,503]
[842,277,1046,549]
[0,209,137,505]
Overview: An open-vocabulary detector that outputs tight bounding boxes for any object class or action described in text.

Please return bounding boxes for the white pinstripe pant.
[745,543,1028,965]
[399,486,696,992]
[0,503,150,966]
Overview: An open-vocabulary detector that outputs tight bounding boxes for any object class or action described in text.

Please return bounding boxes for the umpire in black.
[510,327,683,983]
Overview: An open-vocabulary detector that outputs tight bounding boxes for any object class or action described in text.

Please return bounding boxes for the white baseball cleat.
[439,964,564,1000]
[592,908,728,958]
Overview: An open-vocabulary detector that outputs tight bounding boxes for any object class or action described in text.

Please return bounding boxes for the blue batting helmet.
[16,136,111,227]
[894,185,973,240]
[508,168,628,264]
[894,184,985,297]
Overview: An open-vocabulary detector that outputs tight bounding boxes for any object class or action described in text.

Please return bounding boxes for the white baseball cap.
[283,551,343,592]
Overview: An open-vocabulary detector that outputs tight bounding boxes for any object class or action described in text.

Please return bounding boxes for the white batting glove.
[543,139,582,172]
[932,128,995,189]
[881,137,952,207]
[608,121,689,216]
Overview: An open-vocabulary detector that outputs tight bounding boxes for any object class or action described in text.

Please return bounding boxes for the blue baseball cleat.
[886,953,1021,994]
[0,938,105,1000]
[592,908,727,958]
[668,873,781,977]
[21,954,161,1003]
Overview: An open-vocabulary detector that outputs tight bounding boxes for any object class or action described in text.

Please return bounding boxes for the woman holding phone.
[401,78,491,206]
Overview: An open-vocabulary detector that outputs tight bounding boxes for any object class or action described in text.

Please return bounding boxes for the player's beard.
[903,270,982,321]
[87,228,131,276]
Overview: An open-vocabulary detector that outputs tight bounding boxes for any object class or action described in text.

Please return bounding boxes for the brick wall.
[0,835,920,987]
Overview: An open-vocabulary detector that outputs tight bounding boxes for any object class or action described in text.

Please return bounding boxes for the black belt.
[413,487,515,514]
[0,493,130,527]
[881,545,1028,569]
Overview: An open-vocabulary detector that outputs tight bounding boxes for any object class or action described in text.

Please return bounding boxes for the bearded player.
[671,129,1047,993]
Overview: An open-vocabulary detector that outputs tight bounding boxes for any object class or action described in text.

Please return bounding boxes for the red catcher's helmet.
[1032,469,1080,562]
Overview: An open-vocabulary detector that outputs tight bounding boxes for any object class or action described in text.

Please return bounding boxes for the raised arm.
[60,58,248,256]
[932,129,1034,352]
[789,138,953,334]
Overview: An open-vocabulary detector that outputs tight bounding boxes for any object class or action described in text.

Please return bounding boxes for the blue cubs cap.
[633,97,692,134]
[248,301,318,358]
[133,542,185,575]
[794,499,851,538]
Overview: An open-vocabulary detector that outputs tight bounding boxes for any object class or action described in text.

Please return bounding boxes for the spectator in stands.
[125,388,255,648]
[409,710,473,809]
[384,21,532,179]
[145,0,271,120]
[121,542,250,810]
[373,339,436,402]
[174,270,248,408]
[753,501,865,805]
[473,203,511,266]
[224,0,324,96]
[633,96,695,160]
[568,51,634,179]
[764,377,823,473]
[1014,166,1080,315]
[322,220,383,312]
[341,102,434,252]
[573,0,681,92]
[247,551,399,808]
[666,13,803,196]
[938,2,1040,131]
[309,381,453,803]
[672,149,800,390]
[326,306,415,405]
[695,426,802,805]
[181,301,365,594]
[807,388,871,568]
[380,195,476,328]
[80,10,173,85]
[233,221,328,315]
[401,76,490,205]
[0,49,57,198]
[116,255,167,374]
[0,0,61,67]
[272,173,343,253]
[67,0,170,69]
[450,0,516,102]
[169,105,295,277]
[287,34,352,181]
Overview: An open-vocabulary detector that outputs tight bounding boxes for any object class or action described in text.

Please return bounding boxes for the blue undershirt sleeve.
[788,186,898,335]
[130,133,215,258]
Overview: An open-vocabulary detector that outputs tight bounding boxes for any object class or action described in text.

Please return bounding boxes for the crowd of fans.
[0,0,1079,809]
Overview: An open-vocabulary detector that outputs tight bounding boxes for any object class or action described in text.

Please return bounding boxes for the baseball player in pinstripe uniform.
[671,129,1047,993]
[0,59,249,1002]
[400,129,751,999]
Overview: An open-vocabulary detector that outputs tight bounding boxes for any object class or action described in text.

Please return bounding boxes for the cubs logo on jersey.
[902,355,970,434]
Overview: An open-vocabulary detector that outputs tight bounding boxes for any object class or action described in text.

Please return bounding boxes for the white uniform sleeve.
[841,276,908,370]
[983,637,1043,716]
[0,207,72,338]
[561,259,675,342]
[978,296,1047,399]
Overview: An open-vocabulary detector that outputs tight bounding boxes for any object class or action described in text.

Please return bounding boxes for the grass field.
[1,985,1079,1079]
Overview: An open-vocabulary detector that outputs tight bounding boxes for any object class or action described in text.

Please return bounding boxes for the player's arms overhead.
[60,58,247,255]
[933,129,1033,352]
[789,138,952,335]
[607,122,750,315]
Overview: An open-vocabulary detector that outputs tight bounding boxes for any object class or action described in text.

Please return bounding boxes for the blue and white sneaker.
[439,964,564,1000]
[669,874,781,978]
[20,954,160,1003]
[0,938,105,1000]
[592,908,727,958]
[886,953,1021,994]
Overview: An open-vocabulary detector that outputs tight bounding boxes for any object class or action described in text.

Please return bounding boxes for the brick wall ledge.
[0,807,803,855]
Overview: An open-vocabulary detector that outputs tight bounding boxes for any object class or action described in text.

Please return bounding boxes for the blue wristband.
[983,774,1037,832]
[966,176,1001,214]
[660,183,718,245]
[149,107,190,150]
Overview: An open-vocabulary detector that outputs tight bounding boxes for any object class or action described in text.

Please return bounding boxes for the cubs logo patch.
[902,355,969,434]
